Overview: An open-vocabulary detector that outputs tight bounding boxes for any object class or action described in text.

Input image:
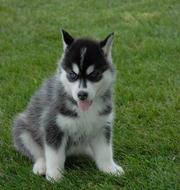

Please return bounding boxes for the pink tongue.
[78,100,91,111]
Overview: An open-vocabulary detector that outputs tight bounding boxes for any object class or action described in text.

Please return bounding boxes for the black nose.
[78,91,88,100]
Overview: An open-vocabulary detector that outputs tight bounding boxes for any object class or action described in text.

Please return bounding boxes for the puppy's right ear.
[61,29,74,50]
[100,32,114,57]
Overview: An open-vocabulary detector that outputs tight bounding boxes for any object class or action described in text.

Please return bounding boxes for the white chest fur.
[56,100,113,139]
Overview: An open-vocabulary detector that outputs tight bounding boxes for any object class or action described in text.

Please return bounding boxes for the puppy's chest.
[56,107,109,138]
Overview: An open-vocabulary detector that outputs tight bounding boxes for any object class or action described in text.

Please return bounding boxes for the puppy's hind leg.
[20,132,46,176]
[12,113,46,176]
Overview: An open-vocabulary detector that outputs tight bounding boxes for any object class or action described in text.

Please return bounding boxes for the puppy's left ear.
[100,32,114,56]
[61,29,74,50]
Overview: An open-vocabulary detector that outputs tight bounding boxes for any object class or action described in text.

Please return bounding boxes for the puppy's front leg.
[91,125,124,175]
[45,124,66,181]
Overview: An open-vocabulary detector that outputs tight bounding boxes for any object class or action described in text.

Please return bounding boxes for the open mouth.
[77,100,92,112]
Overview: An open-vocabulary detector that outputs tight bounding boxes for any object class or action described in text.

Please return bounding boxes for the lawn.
[0,0,179,189]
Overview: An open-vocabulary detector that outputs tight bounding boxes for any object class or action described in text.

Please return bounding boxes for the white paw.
[33,158,46,176]
[99,162,124,176]
[46,169,63,182]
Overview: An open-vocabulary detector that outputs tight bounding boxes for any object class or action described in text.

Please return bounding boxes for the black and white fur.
[12,30,124,181]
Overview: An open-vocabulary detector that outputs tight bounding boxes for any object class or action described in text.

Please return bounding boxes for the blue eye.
[90,71,98,78]
[88,71,102,82]
[67,71,78,82]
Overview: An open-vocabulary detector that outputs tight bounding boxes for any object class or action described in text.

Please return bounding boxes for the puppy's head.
[59,29,114,112]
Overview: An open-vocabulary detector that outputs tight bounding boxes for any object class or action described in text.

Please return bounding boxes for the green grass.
[0,0,179,189]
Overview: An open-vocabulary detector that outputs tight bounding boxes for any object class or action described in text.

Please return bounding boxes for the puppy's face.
[59,30,114,111]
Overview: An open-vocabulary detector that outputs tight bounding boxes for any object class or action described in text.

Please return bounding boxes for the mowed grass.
[0,0,179,189]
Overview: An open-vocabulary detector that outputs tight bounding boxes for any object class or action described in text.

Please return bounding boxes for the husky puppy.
[12,30,124,181]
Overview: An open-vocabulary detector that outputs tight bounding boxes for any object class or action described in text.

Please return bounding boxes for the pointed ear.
[61,29,74,50]
[100,32,114,56]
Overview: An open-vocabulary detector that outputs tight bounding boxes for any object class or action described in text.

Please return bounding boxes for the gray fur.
[80,47,87,68]
[45,124,64,149]
[99,89,113,116]
[104,124,112,144]
[12,75,76,158]
[99,104,112,116]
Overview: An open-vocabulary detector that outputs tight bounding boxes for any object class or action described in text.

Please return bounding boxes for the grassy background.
[0,0,179,189]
